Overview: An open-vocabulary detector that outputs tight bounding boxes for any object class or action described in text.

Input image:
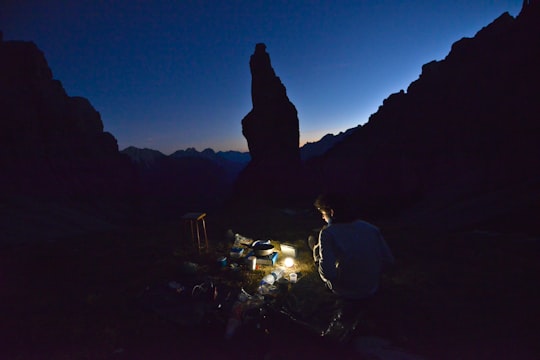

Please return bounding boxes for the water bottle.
[262,274,275,285]
[271,268,284,281]
[262,268,284,285]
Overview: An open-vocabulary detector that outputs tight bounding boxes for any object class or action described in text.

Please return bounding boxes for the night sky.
[2,1,522,154]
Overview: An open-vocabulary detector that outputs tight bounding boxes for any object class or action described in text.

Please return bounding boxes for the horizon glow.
[1,1,522,154]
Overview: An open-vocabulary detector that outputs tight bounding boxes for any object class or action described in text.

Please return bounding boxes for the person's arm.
[318,230,337,288]
[313,242,321,263]
[309,233,321,263]
[311,225,328,264]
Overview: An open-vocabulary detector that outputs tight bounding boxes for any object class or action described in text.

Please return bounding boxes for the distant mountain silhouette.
[300,126,360,161]
[122,147,233,220]
[118,129,359,210]
[216,150,252,164]
[123,146,250,182]
[170,147,250,180]
[124,131,345,169]
[121,146,167,168]
[305,3,540,231]
[121,146,236,218]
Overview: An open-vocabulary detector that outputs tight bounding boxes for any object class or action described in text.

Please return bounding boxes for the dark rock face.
[241,43,300,164]
[307,3,540,230]
[0,39,136,199]
[235,44,303,204]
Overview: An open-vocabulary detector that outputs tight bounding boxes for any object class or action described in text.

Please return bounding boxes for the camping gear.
[217,256,227,267]
[230,247,244,258]
[248,256,257,270]
[252,240,274,256]
[280,244,297,258]
[181,212,209,253]
[262,268,284,285]
[255,252,278,266]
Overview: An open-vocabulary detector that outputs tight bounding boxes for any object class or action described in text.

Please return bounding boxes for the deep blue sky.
[3,1,522,154]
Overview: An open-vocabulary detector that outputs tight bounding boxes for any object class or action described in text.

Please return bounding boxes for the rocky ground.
[1,204,539,360]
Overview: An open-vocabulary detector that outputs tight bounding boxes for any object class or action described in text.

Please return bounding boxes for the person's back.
[318,220,394,299]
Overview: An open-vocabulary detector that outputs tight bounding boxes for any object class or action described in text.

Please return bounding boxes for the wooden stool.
[181,212,209,253]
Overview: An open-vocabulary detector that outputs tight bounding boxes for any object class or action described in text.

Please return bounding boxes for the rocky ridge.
[306,2,540,231]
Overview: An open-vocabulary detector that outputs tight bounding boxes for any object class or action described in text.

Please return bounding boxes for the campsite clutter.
[138,231,309,341]
[136,224,422,358]
[222,232,303,339]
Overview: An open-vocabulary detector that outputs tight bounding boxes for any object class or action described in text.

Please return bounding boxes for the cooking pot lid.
[253,242,273,251]
[252,240,272,247]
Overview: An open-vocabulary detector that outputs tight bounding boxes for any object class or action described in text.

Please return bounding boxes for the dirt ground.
[1,205,539,359]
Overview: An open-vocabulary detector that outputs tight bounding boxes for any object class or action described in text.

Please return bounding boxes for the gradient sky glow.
[2,0,522,154]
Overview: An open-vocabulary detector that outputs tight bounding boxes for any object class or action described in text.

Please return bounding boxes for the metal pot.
[252,241,274,256]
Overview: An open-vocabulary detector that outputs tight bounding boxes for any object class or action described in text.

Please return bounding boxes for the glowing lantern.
[284,257,294,268]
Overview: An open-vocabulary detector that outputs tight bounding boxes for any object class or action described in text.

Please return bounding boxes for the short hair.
[314,193,356,223]
[314,193,335,212]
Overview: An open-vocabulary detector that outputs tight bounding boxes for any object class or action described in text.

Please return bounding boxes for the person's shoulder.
[353,219,380,231]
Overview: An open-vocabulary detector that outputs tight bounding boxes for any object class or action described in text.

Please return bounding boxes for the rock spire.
[234,43,304,204]
[241,43,300,164]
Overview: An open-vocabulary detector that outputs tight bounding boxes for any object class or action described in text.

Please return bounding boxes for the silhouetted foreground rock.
[0,36,140,242]
[0,37,136,200]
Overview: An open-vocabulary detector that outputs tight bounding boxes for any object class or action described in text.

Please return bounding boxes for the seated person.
[310,193,394,300]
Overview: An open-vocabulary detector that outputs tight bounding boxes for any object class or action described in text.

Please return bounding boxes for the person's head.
[313,192,356,224]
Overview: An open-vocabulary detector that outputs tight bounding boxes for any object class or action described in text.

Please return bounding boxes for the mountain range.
[119,127,358,212]
[121,124,357,170]
[1,2,540,239]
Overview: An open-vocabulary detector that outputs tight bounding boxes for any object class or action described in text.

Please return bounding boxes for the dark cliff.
[0,38,136,200]
[0,37,141,242]
[306,3,540,230]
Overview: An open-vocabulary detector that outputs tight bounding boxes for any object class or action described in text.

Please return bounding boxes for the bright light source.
[284,257,294,268]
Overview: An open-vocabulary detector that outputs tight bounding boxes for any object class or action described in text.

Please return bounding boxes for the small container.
[217,256,227,268]
[280,244,297,258]
[248,256,257,271]
[230,247,244,258]
[289,272,298,283]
